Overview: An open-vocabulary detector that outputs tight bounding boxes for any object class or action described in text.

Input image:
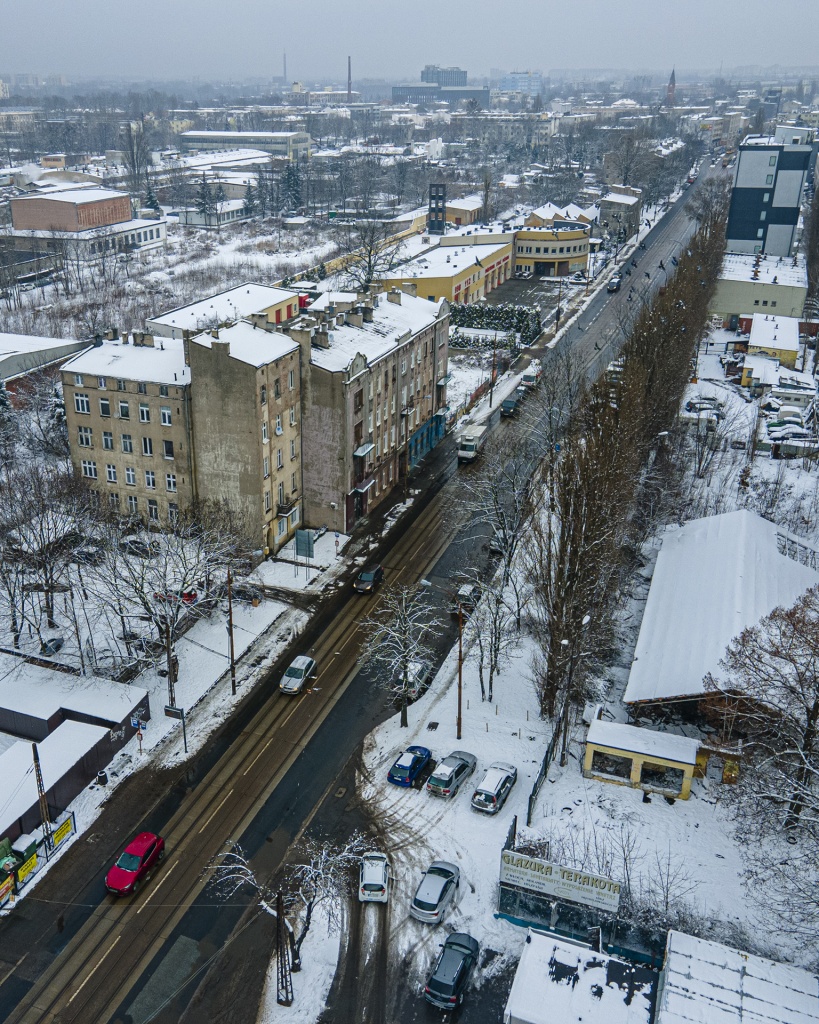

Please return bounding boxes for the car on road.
[424,932,480,1008]
[607,275,622,293]
[358,851,391,903]
[353,564,384,593]
[387,745,432,787]
[410,861,460,923]
[471,762,518,814]
[427,751,477,798]
[105,832,165,895]
[403,660,433,702]
[279,655,317,694]
[450,583,480,616]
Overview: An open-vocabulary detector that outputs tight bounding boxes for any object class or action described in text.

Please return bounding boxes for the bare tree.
[362,584,442,727]
[122,120,150,194]
[332,219,407,293]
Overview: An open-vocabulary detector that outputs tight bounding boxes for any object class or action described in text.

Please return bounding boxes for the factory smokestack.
[347,56,352,103]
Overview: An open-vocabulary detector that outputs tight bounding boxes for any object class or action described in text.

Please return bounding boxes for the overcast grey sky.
[1,0,816,84]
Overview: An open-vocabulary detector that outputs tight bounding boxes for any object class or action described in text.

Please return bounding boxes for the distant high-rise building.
[0,79,9,100]
[725,125,814,257]
[666,68,676,107]
[421,65,467,87]
[499,71,545,97]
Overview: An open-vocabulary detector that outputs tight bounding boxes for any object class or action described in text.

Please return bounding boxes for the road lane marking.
[136,860,179,915]
[197,788,233,834]
[242,734,276,776]
[67,934,121,1004]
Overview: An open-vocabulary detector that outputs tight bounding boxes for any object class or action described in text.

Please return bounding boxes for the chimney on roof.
[345,308,364,328]
[313,325,331,349]
[212,340,230,357]
[362,304,374,323]
[387,288,402,305]
[401,282,417,297]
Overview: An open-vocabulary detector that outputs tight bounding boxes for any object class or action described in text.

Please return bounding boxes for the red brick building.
[11,188,132,232]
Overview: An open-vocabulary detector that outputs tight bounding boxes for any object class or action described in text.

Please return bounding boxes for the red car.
[105,832,165,895]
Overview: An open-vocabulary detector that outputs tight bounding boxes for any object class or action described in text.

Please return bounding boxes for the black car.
[354,564,384,593]
[424,932,480,1009]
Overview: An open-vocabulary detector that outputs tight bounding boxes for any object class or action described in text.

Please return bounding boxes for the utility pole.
[487,330,499,409]
[227,568,237,696]
[276,890,295,1003]
[165,620,175,708]
[456,601,463,740]
[32,743,53,852]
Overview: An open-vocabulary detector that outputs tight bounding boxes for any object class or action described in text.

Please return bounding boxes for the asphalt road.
[0,170,719,1024]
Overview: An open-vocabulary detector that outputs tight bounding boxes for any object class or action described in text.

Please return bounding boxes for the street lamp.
[559,614,591,767]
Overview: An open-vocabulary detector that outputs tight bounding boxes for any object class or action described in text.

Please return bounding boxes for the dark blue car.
[387,745,432,787]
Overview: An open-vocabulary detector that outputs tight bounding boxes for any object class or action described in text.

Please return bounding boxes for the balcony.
[277,497,297,517]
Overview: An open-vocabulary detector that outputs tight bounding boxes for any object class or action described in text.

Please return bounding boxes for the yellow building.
[583,718,700,800]
[514,225,590,277]
[746,312,800,370]
[383,239,513,304]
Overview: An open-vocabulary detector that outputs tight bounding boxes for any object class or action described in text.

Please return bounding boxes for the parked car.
[105,832,165,895]
[403,660,433,702]
[410,861,460,923]
[471,762,518,814]
[571,271,586,283]
[607,275,622,293]
[358,851,391,903]
[120,538,160,559]
[424,932,480,1009]
[501,395,520,417]
[450,583,480,616]
[427,751,477,798]
[279,655,317,694]
[353,564,384,593]
[387,745,431,787]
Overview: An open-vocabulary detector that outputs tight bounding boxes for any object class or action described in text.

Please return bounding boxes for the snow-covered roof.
[586,719,699,764]
[191,320,298,367]
[601,191,640,206]
[63,336,189,387]
[503,929,656,1024]
[305,292,445,373]
[624,511,818,704]
[392,241,509,281]
[0,721,111,838]
[448,194,484,212]
[13,186,129,205]
[657,930,819,1024]
[148,283,298,337]
[720,253,808,288]
[308,292,358,310]
[0,331,83,358]
[742,354,780,386]
[181,130,305,140]
[749,313,800,353]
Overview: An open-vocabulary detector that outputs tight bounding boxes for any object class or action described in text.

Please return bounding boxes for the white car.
[279,655,317,694]
[358,852,391,903]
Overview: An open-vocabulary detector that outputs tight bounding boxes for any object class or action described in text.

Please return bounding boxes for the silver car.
[471,762,517,814]
[279,655,317,694]
[410,861,460,924]
[427,751,477,799]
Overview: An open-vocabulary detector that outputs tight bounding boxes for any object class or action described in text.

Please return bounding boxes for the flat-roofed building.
[383,239,513,304]
[711,252,808,322]
[179,130,311,161]
[147,284,302,340]
[747,312,800,368]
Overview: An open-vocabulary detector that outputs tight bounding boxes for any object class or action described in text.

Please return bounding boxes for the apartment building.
[285,290,450,534]
[187,321,303,554]
[147,283,302,340]
[62,335,193,523]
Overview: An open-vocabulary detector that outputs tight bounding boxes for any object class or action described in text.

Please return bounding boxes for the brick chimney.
[387,288,402,305]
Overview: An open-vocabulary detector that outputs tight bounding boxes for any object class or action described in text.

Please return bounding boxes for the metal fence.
[526,709,564,826]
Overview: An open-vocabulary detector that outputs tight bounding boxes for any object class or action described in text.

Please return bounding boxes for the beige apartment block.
[62,335,193,524]
[187,321,303,554]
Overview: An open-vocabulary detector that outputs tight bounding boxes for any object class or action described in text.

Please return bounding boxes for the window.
[290,505,299,527]
[163,439,173,459]
[291,471,297,491]
[278,482,284,504]
[108,493,120,509]
[769,155,777,166]
[263,456,270,478]
[288,369,294,390]
[766,174,774,185]
[260,384,267,405]
[78,426,92,447]
[264,489,271,512]
[74,393,90,414]
[145,470,156,489]
[274,378,281,399]
[160,406,171,426]
[289,407,296,426]
[125,466,136,485]
[166,473,176,492]
[138,382,147,395]
[757,228,764,238]
[753,299,760,306]
[147,499,158,522]
[81,460,97,479]
[760,211,766,221]
[762,300,768,306]
[168,502,179,524]
[277,518,286,537]
[142,437,153,457]
[106,464,117,483]
[275,414,282,434]
[763,192,770,203]
[127,495,138,514]
[290,439,296,459]
[159,384,169,397]
[262,421,268,443]
[99,398,111,417]
[73,373,83,386]
[98,376,107,390]
[121,433,133,453]
[139,404,150,423]
[771,301,777,307]
[277,448,283,469]
[400,360,407,375]
[119,400,129,419]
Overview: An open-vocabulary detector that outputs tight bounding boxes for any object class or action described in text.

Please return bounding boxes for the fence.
[0,810,76,908]
[526,708,564,826]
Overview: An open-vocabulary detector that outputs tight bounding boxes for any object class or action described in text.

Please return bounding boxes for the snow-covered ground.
[251,532,351,594]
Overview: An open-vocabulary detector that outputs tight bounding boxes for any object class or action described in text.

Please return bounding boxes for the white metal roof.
[749,313,800,353]
[191,320,298,367]
[586,719,699,764]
